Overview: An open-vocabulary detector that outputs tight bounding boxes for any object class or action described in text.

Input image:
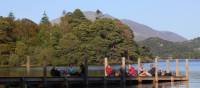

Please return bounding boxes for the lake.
[0,59,199,88]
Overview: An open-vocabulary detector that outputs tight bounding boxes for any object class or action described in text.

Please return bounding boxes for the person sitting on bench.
[50,66,60,77]
[148,64,156,76]
[106,65,113,77]
[128,65,137,77]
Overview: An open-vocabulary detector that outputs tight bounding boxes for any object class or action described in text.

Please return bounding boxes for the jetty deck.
[0,76,187,83]
[0,76,188,88]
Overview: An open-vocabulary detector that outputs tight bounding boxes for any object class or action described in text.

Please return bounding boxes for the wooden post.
[121,57,126,88]
[155,56,158,82]
[153,82,158,88]
[185,59,189,80]
[122,57,126,72]
[176,59,179,76]
[137,58,141,75]
[104,57,108,77]
[166,59,170,73]
[26,56,30,76]
[185,80,189,88]
[104,57,108,88]
[137,57,141,83]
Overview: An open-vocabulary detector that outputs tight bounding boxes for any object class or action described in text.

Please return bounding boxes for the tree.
[0,9,154,66]
[96,9,102,15]
[96,9,103,19]
[60,14,69,33]
[0,16,16,42]
[13,18,38,41]
[66,9,90,29]
[72,9,86,19]
[39,11,51,30]
[59,33,81,64]
[40,11,50,24]
[8,12,15,20]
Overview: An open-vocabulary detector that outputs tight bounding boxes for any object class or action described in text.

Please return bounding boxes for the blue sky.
[0,0,199,39]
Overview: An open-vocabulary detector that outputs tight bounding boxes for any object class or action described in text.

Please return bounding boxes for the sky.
[0,0,199,39]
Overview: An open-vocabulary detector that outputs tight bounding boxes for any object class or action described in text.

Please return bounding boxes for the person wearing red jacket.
[128,65,137,77]
[106,65,113,77]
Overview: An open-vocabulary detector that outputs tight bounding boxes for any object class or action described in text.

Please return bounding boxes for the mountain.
[138,37,200,58]
[52,11,187,42]
[121,19,187,42]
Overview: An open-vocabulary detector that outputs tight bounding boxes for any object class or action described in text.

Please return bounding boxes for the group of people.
[50,63,86,77]
[51,63,172,77]
[138,63,172,77]
[105,63,172,77]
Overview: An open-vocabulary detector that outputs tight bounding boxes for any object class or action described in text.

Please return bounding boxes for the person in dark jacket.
[148,64,156,76]
[50,66,60,77]
[50,66,57,76]
[80,64,85,77]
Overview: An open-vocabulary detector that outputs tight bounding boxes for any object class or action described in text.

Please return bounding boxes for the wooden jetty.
[0,76,187,87]
[0,57,189,88]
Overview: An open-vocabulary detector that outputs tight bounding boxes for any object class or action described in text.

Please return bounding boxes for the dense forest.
[138,37,200,59]
[0,9,152,67]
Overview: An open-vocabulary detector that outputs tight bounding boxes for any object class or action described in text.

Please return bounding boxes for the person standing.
[80,63,85,77]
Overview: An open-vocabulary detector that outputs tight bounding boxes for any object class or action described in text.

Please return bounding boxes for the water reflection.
[99,81,188,88]
[128,81,188,88]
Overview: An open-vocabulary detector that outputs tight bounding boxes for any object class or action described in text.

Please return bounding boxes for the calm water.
[0,59,199,88]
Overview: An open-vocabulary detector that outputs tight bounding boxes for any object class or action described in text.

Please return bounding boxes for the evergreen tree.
[96,9,102,15]
[40,11,50,25]
[96,9,102,19]
[39,11,51,30]
[72,9,86,19]
[8,12,15,20]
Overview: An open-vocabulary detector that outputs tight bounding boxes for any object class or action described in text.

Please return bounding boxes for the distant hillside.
[52,11,187,42]
[138,37,200,58]
[121,19,187,42]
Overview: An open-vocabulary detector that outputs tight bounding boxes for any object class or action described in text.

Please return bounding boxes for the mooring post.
[26,56,30,76]
[137,57,141,83]
[104,57,108,87]
[120,57,126,88]
[176,59,179,76]
[155,56,158,82]
[137,57,141,74]
[185,59,189,80]
[185,80,189,88]
[122,57,126,83]
[166,59,170,74]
